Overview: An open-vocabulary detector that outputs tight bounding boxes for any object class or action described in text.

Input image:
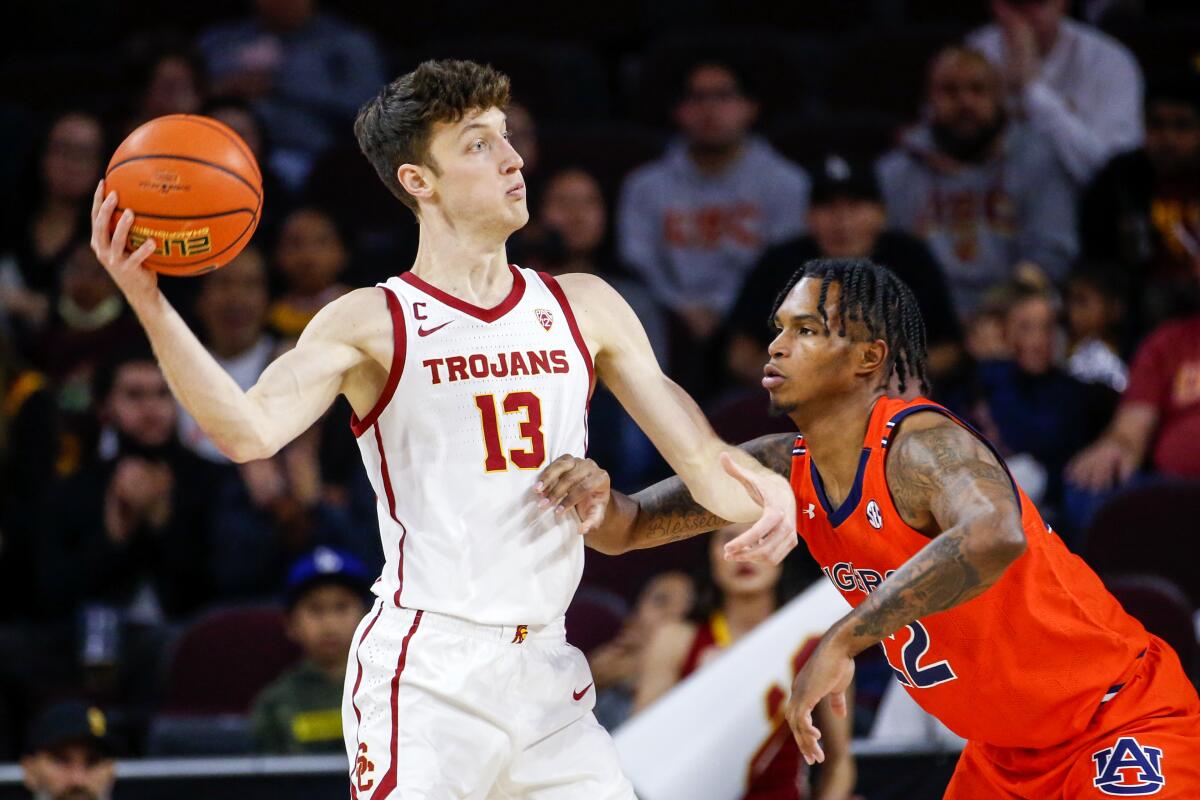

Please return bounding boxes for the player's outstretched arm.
[784,412,1025,765]
[537,435,795,557]
[91,183,373,462]
[554,273,797,564]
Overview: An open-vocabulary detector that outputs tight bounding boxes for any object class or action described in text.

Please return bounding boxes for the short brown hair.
[354,60,511,217]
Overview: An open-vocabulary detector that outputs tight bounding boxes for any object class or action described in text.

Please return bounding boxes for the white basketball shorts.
[342,600,636,799]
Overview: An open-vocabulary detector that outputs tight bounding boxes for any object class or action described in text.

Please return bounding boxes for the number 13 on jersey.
[474,392,547,472]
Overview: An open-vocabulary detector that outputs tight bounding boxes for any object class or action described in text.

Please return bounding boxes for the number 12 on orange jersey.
[474,392,547,472]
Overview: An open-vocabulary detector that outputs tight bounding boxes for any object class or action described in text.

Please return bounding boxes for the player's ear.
[856,338,888,377]
[397,163,433,204]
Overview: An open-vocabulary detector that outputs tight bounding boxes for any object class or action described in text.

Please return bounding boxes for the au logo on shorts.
[1092,736,1165,796]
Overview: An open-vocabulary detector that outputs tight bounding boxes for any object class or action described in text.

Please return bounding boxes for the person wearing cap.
[249,547,373,754]
[968,0,1144,184]
[21,701,116,800]
[726,154,963,391]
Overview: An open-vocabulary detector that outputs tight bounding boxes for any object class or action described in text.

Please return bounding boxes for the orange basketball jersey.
[790,396,1149,748]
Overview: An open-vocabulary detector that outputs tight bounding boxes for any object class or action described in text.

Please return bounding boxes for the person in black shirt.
[725,155,963,389]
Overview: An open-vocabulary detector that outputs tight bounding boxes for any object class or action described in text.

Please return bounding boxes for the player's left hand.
[785,628,855,765]
[534,455,611,535]
[719,453,798,565]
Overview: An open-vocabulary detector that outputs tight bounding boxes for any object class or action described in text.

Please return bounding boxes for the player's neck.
[409,222,514,307]
[790,389,882,507]
[722,592,775,641]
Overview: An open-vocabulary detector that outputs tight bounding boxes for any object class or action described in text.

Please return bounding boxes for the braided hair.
[770,258,930,395]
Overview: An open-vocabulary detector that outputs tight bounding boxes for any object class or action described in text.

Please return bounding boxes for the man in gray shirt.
[877,46,1078,316]
[617,62,809,344]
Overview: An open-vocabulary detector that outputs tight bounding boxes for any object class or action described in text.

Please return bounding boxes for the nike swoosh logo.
[572,683,593,701]
[417,320,453,337]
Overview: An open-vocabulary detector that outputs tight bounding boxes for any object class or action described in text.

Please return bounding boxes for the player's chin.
[767,392,797,418]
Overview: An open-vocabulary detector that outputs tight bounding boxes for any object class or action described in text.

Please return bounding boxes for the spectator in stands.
[506,100,540,196]
[617,61,809,350]
[590,570,694,731]
[250,548,372,754]
[635,528,854,799]
[877,46,1078,316]
[21,701,116,800]
[969,0,1144,183]
[1064,261,1130,393]
[0,111,105,352]
[197,0,385,186]
[36,347,214,622]
[727,155,962,391]
[945,282,1108,510]
[201,96,290,242]
[1068,308,1200,490]
[31,240,141,412]
[1079,77,1200,326]
[124,42,205,131]
[267,206,351,342]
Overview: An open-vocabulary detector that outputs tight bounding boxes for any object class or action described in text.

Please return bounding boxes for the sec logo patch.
[866,500,883,529]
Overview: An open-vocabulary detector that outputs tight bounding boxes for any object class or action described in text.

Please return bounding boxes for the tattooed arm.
[536,433,795,556]
[784,410,1026,765]
[833,411,1026,653]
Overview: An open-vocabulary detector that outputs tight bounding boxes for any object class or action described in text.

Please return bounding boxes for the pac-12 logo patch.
[534,308,554,331]
[1092,736,1165,795]
[865,500,883,529]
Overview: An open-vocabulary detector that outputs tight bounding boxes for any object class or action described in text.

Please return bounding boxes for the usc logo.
[355,742,375,792]
[512,625,529,644]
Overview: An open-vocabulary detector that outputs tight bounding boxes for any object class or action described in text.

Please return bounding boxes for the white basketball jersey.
[352,265,593,626]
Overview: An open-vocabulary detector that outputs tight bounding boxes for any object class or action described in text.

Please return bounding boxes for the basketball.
[104,114,263,277]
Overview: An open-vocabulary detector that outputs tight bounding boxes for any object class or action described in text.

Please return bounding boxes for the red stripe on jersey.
[351,287,407,437]
[373,423,408,607]
[538,272,594,398]
[400,264,526,323]
[372,610,423,800]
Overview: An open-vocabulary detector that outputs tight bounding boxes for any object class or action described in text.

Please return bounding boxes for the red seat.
[160,606,301,715]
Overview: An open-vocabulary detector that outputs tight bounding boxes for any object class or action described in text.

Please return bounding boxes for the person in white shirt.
[969,0,1144,183]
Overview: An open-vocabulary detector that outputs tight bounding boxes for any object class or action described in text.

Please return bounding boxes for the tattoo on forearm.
[631,433,796,545]
[847,421,1023,646]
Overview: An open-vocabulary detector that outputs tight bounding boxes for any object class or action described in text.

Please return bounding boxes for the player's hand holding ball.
[90,114,263,306]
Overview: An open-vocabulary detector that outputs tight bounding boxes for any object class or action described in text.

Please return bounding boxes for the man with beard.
[877,46,1078,316]
[20,701,116,800]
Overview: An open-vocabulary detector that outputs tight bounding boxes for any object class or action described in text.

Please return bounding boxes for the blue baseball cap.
[285,547,374,609]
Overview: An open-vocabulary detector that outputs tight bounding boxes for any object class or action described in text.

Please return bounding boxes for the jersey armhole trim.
[350,286,407,438]
[538,272,595,399]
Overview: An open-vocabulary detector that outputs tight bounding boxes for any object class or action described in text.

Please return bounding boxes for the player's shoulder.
[548,272,627,314]
[297,286,392,346]
[884,409,983,476]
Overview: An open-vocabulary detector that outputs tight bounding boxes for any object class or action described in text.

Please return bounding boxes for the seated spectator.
[267,206,351,342]
[618,60,809,390]
[21,701,117,800]
[197,0,385,186]
[727,155,963,390]
[945,283,1107,510]
[969,0,1143,184]
[1064,261,1130,393]
[1068,308,1200,491]
[0,110,105,353]
[250,548,372,754]
[589,570,695,731]
[1079,76,1200,326]
[123,41,205,131]
[202,96,292,242]
[635,528,854,800]
[877,46,1078,316]
[36,347,215,623]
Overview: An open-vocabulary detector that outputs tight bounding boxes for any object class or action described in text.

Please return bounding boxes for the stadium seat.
[1082,480,1200,606]
[565,586,629,655]
[1104,574,1198,684]
[159,606,301,716]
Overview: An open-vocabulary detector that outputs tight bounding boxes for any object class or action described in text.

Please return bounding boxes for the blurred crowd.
[1,0,1199,789]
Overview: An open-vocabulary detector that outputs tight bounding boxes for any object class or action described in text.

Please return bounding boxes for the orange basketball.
[105,114,263,277]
